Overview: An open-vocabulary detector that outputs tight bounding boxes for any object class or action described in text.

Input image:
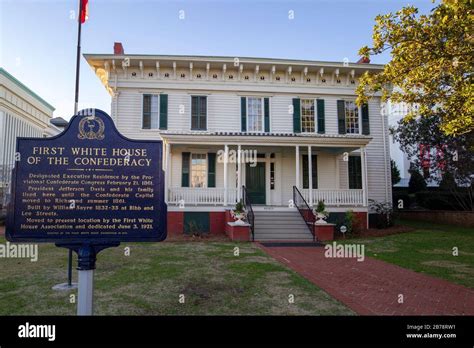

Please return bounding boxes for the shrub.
[408,170,427,193]
[369,199,394,229]
[415,191,471,211]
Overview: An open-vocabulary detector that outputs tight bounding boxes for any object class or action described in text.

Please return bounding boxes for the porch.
[161,132,371,209]
[167,187,365,207]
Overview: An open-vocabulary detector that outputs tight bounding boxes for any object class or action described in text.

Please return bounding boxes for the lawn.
[0,237,353,315]
[341,219,474,288]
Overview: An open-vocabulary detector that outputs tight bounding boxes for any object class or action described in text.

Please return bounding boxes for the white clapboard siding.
[112,87,392,207]
[365,98,392,204]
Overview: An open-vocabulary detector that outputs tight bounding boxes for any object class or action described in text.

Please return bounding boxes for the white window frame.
[190,95,208,131]
[344,100,361,135]
[190,153,208,188]
[141,94,160,129]
[246,97,265,133]
[300,98,317,133]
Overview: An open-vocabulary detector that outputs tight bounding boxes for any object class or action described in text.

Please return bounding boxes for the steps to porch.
[253,209,314,241]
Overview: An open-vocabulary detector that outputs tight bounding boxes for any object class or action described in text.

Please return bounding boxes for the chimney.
[357,56,370,64]
[114,42,124,55]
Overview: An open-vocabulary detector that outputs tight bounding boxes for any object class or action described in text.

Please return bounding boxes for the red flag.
[80,0,89,24]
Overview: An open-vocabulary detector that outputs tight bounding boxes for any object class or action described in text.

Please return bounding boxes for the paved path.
[259,244,474,315]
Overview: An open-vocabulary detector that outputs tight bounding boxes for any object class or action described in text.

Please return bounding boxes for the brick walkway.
[259,244,474,315]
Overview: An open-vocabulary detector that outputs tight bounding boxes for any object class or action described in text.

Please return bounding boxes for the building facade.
[0,68,57,215]
[85,51,392,239]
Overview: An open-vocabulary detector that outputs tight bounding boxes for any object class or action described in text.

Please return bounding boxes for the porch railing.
[168,187,238,206]
[242,185,255,241]
[301,189,365,206]
[293,186,316,242]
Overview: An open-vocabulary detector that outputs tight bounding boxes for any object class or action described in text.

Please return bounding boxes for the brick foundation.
[167,211,184,236]
[210,211,226,234]
[315,223,335,241]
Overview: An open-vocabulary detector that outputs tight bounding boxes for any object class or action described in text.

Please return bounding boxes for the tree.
[391,159,401,186]
[408,169,427,193]
[393,114,473,209]
[356,0,474,136]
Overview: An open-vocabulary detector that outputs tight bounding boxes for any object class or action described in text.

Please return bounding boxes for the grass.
[0,237,353,315]
[340,219,474,288]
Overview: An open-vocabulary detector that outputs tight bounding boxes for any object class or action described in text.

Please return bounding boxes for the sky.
[0,0,437,120]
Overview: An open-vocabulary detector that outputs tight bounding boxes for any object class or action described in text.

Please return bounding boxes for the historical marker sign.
[6,109,167,243]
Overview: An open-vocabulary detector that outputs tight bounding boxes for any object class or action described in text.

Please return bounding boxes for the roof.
[50,116,69,127]
[0,68,55,111]
[83,53,385,71]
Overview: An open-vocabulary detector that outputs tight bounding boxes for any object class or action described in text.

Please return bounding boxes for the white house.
[0,68,59,215]
[85,45,392,240]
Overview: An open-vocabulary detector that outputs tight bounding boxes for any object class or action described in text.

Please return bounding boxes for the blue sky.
[0,0,436,120]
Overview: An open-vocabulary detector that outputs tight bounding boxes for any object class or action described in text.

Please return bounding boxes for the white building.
[0,68,57,213]
[386,100,412,186]
[85,47,392,240]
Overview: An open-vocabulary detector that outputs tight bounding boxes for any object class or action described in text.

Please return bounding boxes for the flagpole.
[69,0,83,287]
[74,0,83,115]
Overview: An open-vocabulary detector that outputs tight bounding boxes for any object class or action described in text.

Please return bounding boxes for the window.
[247,97,264,132]
[301,99,315,133]
[345,101,360,134]
[191,153,207,187]
[191,96,207,130]
[348,156,362,189]
[142,94,159,129]
[302,155,318,189]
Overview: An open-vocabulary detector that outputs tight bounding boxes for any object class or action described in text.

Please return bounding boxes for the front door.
[246,162,266,204]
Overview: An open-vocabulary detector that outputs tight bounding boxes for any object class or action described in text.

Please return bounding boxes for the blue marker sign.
[6,109,167,243]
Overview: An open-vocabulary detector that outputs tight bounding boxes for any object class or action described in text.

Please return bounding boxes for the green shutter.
[159,94,168,130]
[181,152,190,187]
[337,100,346,134]
[264,97,270,132]
[241,97,247,132]
[348,156,362,189]
[293,98,301,133]
[362,103,370,135]
[302,155,318,189]
[142,94,151,129]
[207,153,216,188]
[317,99,325,134]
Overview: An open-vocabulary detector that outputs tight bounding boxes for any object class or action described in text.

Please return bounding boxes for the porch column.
[360,146,367,207]
[295,146,300,188]
[224,144,229,206]
[237,144,242,201]
[164,142,171,203]
[308,146,313,206]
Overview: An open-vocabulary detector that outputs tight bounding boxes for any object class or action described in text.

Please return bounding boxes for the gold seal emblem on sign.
[78,116,105,140]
